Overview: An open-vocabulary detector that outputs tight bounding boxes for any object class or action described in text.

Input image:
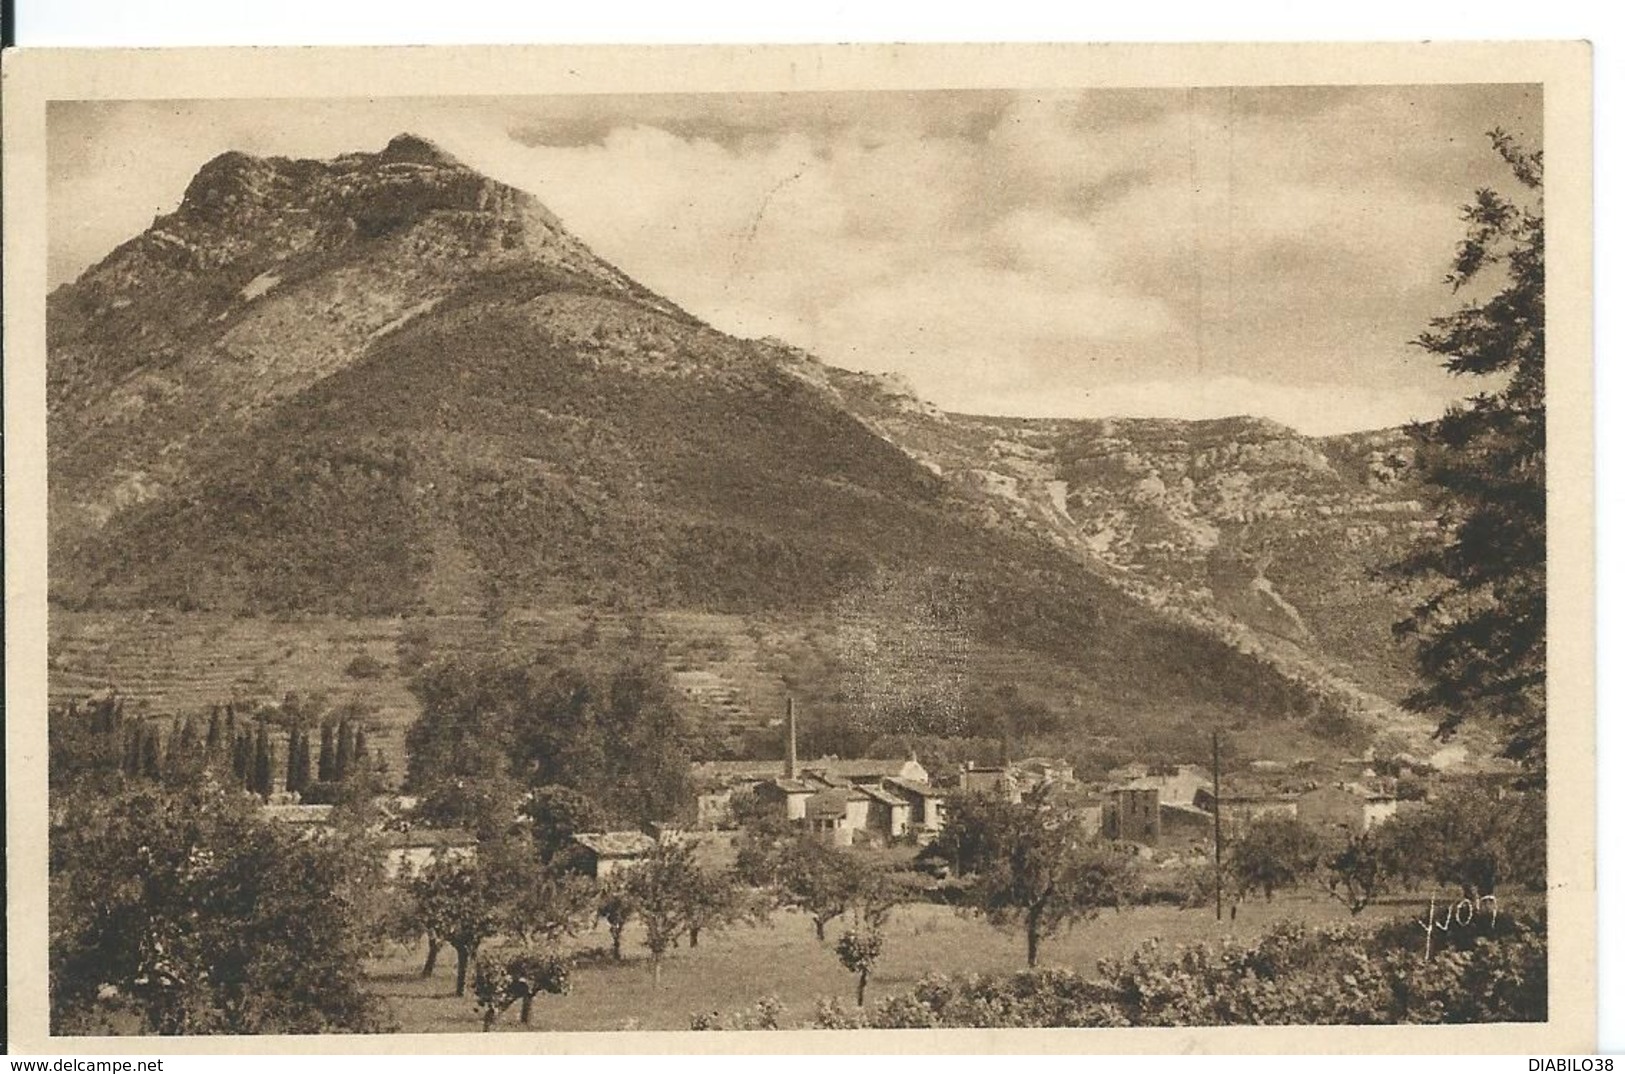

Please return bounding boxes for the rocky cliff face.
[47,133,680,544]
[790,359,1438,730]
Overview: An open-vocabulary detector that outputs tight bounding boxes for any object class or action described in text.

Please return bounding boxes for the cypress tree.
[287,728,311,794]
[318,722,336,783]
[335,719,354,782]
[140,726,162,781]
[351,725,368,783]
[252,726,273,797]
[206,707,223,755]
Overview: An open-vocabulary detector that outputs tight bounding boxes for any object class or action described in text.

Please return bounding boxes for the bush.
[344,652,388,680]
[689,910,1548,1029]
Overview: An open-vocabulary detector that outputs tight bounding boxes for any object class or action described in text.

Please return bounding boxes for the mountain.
[46,135,1453,768]
[782,350,1435,706]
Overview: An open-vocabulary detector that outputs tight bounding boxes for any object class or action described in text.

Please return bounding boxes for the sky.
[48,85,1541,435]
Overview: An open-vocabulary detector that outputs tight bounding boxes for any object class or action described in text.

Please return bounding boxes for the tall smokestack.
[784,696,798,780]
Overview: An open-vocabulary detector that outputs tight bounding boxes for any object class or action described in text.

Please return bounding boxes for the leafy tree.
[414,772,527,842]
[1318,832,1398,915]
[505,871,597,949]
[473,948,571,1030]
[625,838,705,984]
[774,836,869,942]
[835,927,885,1007]
[1378,782,1545,898]
[941,791,1134,967]
[681,869,768,948]
[596,877,639,962]
[50,781,385,1034]
[968,683,1063,762]
[1228,816,1324,903]
[406,654,693,826]
[1395,130,1546,775]
[525,785,608,865]
[407,839,531,997]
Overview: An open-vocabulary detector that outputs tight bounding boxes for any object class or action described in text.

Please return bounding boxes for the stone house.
[1296,783,1399,838]
[570,830,658,880]
[1104,785,1161,844]
[1193,786,1301,824]
[856,784,910,839]
[959,763,1020,801]
[753,776,817,821]
[381,827,477,879]
[883,777,947,834]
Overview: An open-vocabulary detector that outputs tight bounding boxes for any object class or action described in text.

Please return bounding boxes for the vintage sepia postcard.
[2,42,1595,1053]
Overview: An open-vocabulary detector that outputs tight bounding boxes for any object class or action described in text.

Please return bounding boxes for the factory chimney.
[783,696,798,780]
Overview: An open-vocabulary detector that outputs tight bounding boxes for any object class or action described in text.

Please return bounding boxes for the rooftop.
[572,831,657,858]
[885,777,946,799]
[381,827,477,849]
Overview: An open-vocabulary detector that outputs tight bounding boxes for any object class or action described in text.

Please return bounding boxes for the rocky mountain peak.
[376,132,461,167]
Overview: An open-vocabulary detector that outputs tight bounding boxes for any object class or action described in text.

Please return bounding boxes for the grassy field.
[366,893,1430,1033]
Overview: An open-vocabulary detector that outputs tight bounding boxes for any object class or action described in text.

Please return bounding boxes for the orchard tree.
[1395,130,1546,775]
[625,838,705,985]
[1317,832,1398,916]
[473,948,571,1030]
[505,871,597,949]
[596,876,639,962]
[407,839,533,997]
[835,927,885,1007]
[681,869,768,949]
[1227,816,1324,903]
[774,836,869,942]
[941,792,1134,967]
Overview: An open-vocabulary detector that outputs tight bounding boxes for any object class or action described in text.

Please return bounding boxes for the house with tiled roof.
[856,784,910,839]
[1296,782,1399,838]
[753,776,818,821]
[570,830,658,879]
[381,827,477,878]
[959,763,1020,801]
[883,777,947,833]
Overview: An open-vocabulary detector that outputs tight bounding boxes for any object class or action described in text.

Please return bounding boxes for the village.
[48,677,1546,1034]
[245,694,1449,882]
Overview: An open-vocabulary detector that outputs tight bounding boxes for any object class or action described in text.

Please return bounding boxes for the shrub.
[688,910,1548,1029]
[344,652,388,680]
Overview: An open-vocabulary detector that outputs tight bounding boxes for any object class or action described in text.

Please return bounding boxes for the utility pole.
[1213,728,1223,922]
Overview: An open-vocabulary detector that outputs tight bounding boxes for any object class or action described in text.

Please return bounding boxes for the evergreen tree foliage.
[319,721,336,783]
[1395,130,1546,775]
